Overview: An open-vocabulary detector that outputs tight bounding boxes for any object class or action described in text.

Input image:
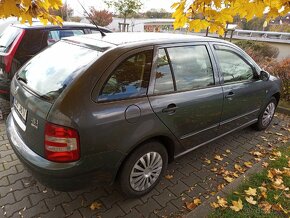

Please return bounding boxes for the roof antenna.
[77,0,106,37]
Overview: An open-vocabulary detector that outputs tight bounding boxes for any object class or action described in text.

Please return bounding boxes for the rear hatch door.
[10,40,103,157]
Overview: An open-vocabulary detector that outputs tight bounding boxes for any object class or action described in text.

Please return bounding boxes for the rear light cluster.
[44,123,80,163]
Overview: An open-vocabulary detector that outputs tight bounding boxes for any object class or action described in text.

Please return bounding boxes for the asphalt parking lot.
[0,99,289,218]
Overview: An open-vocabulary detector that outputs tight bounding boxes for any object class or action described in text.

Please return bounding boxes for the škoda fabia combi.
[7,33,281,197]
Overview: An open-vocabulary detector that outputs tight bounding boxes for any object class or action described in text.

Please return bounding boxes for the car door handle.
[162,104,178,113]
[225,91,235,98]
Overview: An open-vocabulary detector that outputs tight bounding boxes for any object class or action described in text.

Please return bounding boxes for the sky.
[68,0,177,16]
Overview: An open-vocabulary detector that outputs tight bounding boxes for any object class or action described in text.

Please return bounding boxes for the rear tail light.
[44,123,80,163]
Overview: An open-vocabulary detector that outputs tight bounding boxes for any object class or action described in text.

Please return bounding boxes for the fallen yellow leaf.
[245,187,257,196]
[230,198,243,212]
[245,196,257,205]
[252,151,263,157]
[204,158,211,164]
[217,184,225,191]
[210,202,219,208]
[244,162,253,168]
[284,192,290,198]
[90,202,102,211]
[185,198,201,210]
[211,167,218,172]
[226,149,231,153]
[262,162,269,168]
[224,176,234,183]
[214,155,223,161]
[234,164,245,173]
[267,170,274,180]
[165,174,174,180]
[217,196,228,208]
[258,201,272,214]
[272,151,282,157]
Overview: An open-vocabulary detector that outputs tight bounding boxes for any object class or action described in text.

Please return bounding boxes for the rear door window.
[167,45,214,91]
[98,50,153,102]
[17,41,107,101]
[47,29,84,45]
[0,26,22,53]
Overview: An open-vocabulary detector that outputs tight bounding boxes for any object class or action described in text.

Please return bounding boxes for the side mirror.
[260,70,270,81]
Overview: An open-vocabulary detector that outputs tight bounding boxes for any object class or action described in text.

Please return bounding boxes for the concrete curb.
[186,160,264,218]
[277,106,290,116]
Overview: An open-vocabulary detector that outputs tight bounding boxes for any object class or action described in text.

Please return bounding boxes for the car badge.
[31,118,39,129]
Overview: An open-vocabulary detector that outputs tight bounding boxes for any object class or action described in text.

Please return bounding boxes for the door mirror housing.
[260,70,270,81]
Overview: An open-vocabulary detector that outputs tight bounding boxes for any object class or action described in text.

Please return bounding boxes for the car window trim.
[148,43,218,96]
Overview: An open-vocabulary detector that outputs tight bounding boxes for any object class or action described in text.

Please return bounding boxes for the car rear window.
[0,26,22,53]
[17,41,105,101]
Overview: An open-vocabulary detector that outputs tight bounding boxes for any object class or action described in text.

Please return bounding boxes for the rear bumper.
[6,113,124,191]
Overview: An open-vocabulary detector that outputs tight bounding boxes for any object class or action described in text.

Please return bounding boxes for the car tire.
[255,97,277,131]
[119,141,168,197]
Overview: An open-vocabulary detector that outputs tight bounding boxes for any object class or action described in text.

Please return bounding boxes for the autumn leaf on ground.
[252,151,263,157]
[204,158,211,164]
[272,151,282,157]
[211,167,218,172]
[267,170,274,180]
[230,198,243,212]
[185,198,201,210]
[90,202,102,210]
[262,162,269,168]
[275,132,283,136]
[234,164,245,173]
[217,184,225,191]
[214,155,223,161]
[258,201,272,214]
[274,195,279,200]
[272,204,288,214]
[165,174,173,180]
[226,149,231,153]
[224,176,234,183]
[284,192,290,198]
[244,162,253,168]
[259,186,267,199]
[217,196,228,208]
[233,172,239,178]
[245,187,257,196]
[273,177,283,186]
[245,196,257,205]
[210,202,220,208]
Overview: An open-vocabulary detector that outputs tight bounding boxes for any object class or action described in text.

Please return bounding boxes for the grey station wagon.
[6,33,281,197]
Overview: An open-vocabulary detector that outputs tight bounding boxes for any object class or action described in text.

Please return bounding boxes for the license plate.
[14,99,27,121]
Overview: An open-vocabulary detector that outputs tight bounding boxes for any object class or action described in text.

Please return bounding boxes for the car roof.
[11,21,110,31]
[64,32,228,48]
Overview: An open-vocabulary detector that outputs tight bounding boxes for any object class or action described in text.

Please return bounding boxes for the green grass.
[210,144,290,218]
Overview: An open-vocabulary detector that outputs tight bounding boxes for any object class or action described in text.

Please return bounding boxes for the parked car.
[6,33,281,197]
[0,22,111,100]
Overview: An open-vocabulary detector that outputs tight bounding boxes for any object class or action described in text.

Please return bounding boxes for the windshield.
[17,41,104,101]
[0,26,22,53]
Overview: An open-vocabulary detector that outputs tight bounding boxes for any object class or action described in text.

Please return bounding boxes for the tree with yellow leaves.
[172,0,290,35]
[0,0,63,25]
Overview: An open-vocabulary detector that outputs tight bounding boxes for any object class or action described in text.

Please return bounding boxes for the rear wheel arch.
[114,135,175,182]
[272,92,280,104]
